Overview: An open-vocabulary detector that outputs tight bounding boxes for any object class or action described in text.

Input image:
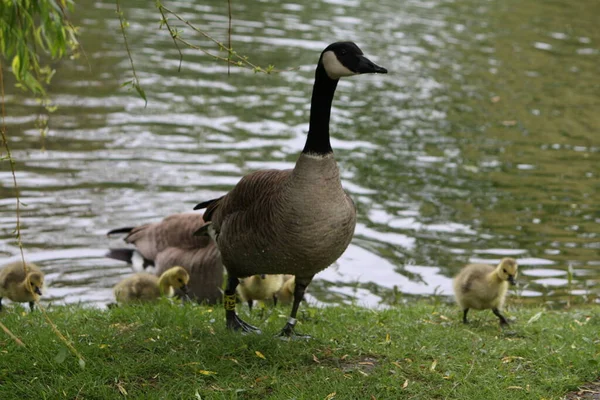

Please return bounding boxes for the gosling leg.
[278,276,312,339]
[29,301,35,312]
[224,275,260,333]
[462,308,469,324]
[0,297,3,312]
[247,300,253,312]
[492,308,509,326]
[273,295,278,307]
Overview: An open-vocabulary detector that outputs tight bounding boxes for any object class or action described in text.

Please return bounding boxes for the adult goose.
[106,213,223,304]
[194,42,387,336]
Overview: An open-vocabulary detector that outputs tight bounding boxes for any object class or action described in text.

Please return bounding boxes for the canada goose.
[106,213,223,304]
[453,257,518,326]
[0,261,44,312]
[237,274,285,311]
[194,42,387,336]
[114,266,190,303]
[277,275,296,306]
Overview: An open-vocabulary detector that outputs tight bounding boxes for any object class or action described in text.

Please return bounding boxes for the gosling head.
[320,41,388,80]
[27,272,44,296]
[165,266,190,294]
[497,258,518,285]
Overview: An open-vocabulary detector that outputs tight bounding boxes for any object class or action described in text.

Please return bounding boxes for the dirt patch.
[565,380,600,399]
[340,356,379,374]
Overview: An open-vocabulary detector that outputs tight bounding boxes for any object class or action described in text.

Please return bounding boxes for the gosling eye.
[503,269,507,274]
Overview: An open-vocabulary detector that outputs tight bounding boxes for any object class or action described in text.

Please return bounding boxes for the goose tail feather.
[107,227,135,237]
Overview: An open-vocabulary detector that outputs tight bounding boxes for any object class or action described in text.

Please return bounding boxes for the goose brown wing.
[196,169,292,229]
[122,213,211,259]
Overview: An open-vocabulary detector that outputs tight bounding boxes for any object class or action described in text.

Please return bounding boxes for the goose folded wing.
[195,169,291,228]
[124,214,212,258]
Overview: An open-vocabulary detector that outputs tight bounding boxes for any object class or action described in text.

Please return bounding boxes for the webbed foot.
[226,312,261,334]
[277,320,311,340]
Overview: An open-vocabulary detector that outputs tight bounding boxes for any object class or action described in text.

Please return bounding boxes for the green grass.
[0,301,598,399]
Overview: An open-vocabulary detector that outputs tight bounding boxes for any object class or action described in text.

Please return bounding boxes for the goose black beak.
[508,276,516,286]
[34,287,42,296]
[356,55,388,74]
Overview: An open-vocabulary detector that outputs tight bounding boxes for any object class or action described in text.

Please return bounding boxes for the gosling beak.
[356,55,388,74]
[508,275,516,286]
[34,287,42,296]
[260,274,266,279]
[181,284,189,294]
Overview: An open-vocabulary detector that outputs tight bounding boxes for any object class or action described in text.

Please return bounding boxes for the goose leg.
[224,275,261,333]
[492,308,509,326]
[278,276,312,339]
[462,309,469,324]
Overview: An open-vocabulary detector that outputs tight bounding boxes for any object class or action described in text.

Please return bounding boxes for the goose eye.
[340,49,347,56]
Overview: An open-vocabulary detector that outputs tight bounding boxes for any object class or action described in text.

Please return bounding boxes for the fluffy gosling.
[453,257,518,326]
[277,275,296,306]
[114,266,189,304]
[237,274,284,311]
[0,261,44,312]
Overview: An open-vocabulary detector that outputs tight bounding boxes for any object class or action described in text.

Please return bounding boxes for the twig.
[0,60,84,366]
[160,5,273,73]
[116,0,139,83]
[227,0,232,76]
[157,4,183,72]
[0,321,25,346]
[116,0,147,106]
[0,61,28,347]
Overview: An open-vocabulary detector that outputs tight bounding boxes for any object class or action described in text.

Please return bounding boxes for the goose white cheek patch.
[322,51,356,79]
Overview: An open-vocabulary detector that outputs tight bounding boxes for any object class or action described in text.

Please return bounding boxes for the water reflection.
[0,0,598,309]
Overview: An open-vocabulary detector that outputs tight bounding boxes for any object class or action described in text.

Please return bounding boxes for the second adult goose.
[106,213,223,304]
[194,42,387,336]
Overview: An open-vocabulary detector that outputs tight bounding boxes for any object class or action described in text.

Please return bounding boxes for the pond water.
[1,0,598,309]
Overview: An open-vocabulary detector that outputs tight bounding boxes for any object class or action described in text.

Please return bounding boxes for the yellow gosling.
[453,257,518,326]
[0,261,44,312]
[114,266,189,304]
[237,274,284,311]
[277,275,296,306]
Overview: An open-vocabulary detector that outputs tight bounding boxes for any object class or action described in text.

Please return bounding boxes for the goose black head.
[320,41,388,80]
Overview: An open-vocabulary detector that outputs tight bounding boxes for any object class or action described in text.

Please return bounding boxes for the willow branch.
[158,5,183,72]
[227,0,232,76]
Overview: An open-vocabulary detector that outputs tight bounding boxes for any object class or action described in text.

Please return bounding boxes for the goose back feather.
[107,213,223,304]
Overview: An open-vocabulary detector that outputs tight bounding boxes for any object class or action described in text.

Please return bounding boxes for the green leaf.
[54,347,68,364]
[11,55,20,75]
[527,312,543,325]
[133,82,148,107]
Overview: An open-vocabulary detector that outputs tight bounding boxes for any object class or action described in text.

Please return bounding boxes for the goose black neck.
[302,63,339,155]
